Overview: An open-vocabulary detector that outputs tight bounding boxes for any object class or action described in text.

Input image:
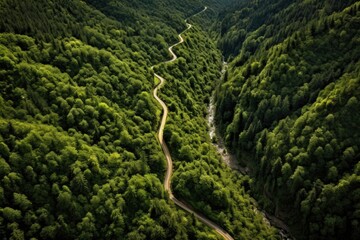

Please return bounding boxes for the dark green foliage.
[215,0,360,239]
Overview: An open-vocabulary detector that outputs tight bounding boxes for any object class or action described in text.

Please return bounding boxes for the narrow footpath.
[151,7,234,240]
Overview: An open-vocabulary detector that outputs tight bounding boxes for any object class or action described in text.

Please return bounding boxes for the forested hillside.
[215,0,360,239]
[154,21,277,239]
[0,0,277,239]
[3,0,358,239]
[0,0,220,239]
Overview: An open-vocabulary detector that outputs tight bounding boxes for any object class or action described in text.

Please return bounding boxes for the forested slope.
[0,0,278,239]
[215,0,360,239]
[0,0,224,239]
[154,21,277,239]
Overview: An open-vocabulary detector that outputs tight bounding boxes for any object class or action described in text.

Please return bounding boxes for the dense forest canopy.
[1,0,358,239]
[153,23,277,239]
[0,0,276,239]
[214,0,360,239]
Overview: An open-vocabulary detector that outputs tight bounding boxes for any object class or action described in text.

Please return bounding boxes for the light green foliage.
[0,0,232,239]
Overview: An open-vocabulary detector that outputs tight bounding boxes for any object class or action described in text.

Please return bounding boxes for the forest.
[214,0,360,239]
[1,0,359,239]
[0,0,274,239]
[154,20,277,239]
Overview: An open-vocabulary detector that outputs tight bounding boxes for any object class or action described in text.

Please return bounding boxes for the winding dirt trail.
[151,7,234,240]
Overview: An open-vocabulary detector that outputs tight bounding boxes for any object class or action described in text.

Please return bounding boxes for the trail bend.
[151,6,234,240]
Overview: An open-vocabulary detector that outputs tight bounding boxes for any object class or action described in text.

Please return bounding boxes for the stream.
[207,61,294,240]
[208,97,244,172]
[207,61,247,174]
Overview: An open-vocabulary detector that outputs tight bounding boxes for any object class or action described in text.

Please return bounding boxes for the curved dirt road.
[152,7,234,240]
